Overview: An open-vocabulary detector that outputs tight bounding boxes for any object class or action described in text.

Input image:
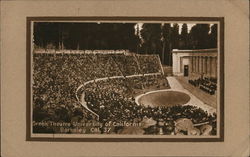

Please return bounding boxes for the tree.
[209,24,218,48]
[189,24,210,49]
[179,23,188,49]
[33,22,139,51]
[135,24,141,53]
[161,23,172,65]
[140,23,162,54]
[171,23,179,49]
[34,22,60,49]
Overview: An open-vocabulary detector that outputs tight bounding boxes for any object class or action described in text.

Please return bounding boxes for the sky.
[177,23,196,34]
[136,23,213,34]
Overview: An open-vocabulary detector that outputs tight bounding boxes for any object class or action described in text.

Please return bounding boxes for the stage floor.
[135,76,216,114]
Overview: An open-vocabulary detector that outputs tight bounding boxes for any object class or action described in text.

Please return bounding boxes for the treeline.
[139,23,217,65]
[34,23,139,51]
[34,22,217,65]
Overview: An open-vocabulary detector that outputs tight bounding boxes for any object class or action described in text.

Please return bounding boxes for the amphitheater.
[32,49,217,135]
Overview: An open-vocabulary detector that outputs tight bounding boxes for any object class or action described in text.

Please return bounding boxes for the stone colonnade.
[190,56,217,78]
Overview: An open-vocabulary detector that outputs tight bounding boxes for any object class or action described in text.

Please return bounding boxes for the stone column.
[180,57,183,73]
[207,57,211,77]
[203,57,207,74]
[194,56,196,73]
[211,57,215,77]
[199,56,203,74]
[190,57,192,73]
[193,56,195,73]
[193,56,196,73]
[190,56,193,73]
[215,57,218,78]
[199,56,202,74]
[201,56,204,74]
[197,56,200,73]
[211,57,214,77]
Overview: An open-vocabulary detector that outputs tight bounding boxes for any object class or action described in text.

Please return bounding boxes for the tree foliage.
[140,24,162,55]
[209,24,218,48]
[179,23,188,49]
[34,22,139,52]
[189,24,210,49]
[34,22,218,66]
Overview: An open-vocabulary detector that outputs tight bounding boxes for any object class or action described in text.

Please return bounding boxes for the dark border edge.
[219,17,225,142]
[26,16,225,142]
[26,17,32,142]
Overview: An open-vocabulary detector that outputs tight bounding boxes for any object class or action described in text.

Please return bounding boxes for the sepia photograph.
[2,0,250,156]
[3,0,250,156]
[27,17,224,141]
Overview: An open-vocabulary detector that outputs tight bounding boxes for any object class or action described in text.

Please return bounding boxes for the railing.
[34,49,129,54]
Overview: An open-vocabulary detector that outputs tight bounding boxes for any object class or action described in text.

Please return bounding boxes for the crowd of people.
[111,55,140,76]
[188,77,217,95]
[33,53,163,127]
[82,77,216,135]
[33,52,217,135]
[137,55,162,74]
